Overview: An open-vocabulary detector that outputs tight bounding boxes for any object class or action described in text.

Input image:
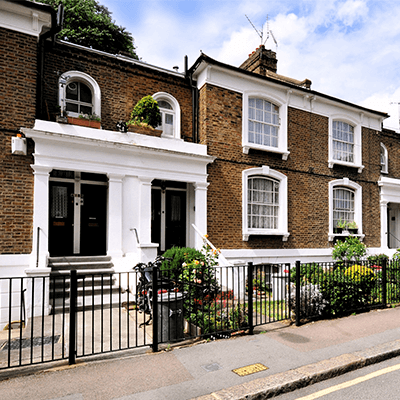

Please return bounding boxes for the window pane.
[248,177,279,230]
[66,82,78,100]
[80,105,92,114]
[333,187,355,228]
[80,83,92,104]
[332,121,354,162]
[66,102,78,113]
[158,100,172,110]
[248,98,279,148]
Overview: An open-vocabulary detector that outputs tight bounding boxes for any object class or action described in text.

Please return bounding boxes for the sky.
[100,0,400,130]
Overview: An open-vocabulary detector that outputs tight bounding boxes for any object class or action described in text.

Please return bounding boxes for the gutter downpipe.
[185,56,199,144]
[37,5,63,119]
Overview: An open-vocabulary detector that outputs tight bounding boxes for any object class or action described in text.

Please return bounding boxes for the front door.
[49,170,107,256]
[151,180,187,253]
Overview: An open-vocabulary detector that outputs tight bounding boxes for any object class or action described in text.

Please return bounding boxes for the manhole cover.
[202,363,222,372]
[1,335,61,351]
[232,363,268,376]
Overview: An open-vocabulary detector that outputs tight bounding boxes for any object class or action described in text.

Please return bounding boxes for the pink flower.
[284,269,289,274]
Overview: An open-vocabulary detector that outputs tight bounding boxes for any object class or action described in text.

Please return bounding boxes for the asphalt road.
[274,355,400,399]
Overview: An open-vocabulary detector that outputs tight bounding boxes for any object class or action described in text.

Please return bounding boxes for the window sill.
[243,232,290,242]
[328,160,364,173]
[328,232,365,242]
[243,144,290,160]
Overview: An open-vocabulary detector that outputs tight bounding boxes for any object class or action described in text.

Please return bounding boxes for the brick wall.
[380,129,400,180]
[200,83,381,250]
[0,28,36,254]
[42,42,194,141]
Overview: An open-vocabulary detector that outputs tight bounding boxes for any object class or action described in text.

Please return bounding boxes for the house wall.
[199,82,381,257]
[0,27,36,255]
[41,41,194,141]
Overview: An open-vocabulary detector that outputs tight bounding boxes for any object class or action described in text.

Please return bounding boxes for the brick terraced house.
[1,0,399,326]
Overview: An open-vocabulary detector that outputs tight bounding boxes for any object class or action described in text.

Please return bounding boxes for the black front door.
[49,181,74,256]
[151,180,187,253]
[80,184,107,256]
[49,171,107,257]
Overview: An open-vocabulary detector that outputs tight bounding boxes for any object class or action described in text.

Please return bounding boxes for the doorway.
[151,180,187,253]
[49,170,107,256]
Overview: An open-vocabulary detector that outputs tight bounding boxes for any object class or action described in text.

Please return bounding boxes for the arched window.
[59,71,101,118]
[152,92,180,139]
[381,143,388,174]
[329,178,363,241]
[242,166,289,241]
[328,116,363,173]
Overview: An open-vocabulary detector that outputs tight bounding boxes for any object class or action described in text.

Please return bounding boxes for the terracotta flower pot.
[128,125,162,137]
[67,117,101,129]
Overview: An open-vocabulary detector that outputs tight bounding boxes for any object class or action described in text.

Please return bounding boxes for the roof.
[189,53,388,119]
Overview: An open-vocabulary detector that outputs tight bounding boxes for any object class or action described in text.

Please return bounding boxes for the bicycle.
[133,256,172,326]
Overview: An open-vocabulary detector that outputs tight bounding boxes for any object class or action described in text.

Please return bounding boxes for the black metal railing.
[1,259,399,370]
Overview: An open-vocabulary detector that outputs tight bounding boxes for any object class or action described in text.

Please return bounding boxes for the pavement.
[1,306,400,399]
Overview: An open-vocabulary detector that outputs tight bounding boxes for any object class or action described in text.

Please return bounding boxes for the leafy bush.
[128,95,161,128]
[367,253,389,265]
[319,264,377,316]
[290,263,325,285]
[161,247,204,281]
[332,236,366,262]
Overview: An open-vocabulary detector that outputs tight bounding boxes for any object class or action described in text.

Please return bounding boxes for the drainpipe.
[185,55,199,144]
[37,5,64,119]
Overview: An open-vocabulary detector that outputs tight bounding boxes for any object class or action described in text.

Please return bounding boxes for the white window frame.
[152,92,181,139]
[58,71,101,118]
[328,115,363,173]
[329,178,364,241]
[381,143,388,174]
[242,92,289,160]
[242,166,289,241]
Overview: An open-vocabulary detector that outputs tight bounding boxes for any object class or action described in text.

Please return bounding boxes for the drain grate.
[1,335,61,351]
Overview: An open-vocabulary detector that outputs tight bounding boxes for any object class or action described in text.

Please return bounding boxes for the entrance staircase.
[49,256,122,314]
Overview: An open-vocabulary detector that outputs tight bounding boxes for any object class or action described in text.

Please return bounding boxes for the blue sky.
[100,0,400,129]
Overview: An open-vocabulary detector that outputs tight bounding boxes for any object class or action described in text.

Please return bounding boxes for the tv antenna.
[245,14,278,52]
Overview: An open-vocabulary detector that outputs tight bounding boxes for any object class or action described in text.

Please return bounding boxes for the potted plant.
[334,218,347,234]
[127,96,162,136]
[68,113,101,129]
[347,221,358,234]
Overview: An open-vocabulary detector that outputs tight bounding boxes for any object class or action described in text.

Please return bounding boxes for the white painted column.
[381,200,389,250]
[137,177,158,262]
[194,181,209,250]
[30,165,52,269]
[107,173,124,258]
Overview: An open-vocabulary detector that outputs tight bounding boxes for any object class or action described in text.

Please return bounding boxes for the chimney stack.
[240,45,277,75]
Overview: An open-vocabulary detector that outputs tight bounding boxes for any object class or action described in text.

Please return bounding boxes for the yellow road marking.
[296,363,400,400]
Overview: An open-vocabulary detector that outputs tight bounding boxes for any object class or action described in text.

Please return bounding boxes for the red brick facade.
[0,27,36,254]
[199,82,382,250]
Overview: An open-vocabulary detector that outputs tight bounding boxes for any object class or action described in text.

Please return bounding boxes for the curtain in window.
[248,177,279,229]
[333,187,355,227]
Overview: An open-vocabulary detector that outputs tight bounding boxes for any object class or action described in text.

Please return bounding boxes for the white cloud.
[337,0,368,26]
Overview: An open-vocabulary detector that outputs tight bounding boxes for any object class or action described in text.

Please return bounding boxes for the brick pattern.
[0,28,36,254]
[200,83,381,249]
[42,42,194,141]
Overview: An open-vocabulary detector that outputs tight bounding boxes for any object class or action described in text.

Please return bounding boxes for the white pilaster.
[107,173,124,258]
[194,182,209,250]
[381,200,389,250]
[31,165,52,269]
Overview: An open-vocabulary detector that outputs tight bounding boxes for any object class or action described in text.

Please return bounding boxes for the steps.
[49,256,122,314]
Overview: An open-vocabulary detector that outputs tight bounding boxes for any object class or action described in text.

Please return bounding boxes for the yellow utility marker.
[232,363,268,376]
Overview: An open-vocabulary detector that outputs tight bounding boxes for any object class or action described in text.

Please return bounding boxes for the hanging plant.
[128,95,161,129]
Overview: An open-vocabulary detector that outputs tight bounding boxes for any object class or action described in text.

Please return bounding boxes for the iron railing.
[1,259,399,370]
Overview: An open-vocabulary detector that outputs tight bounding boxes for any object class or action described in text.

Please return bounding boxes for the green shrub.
[332,236,366,262]
[290,263,325,285]
[161,247,204,281]
[367,253,389,265]
[128,95,161,128]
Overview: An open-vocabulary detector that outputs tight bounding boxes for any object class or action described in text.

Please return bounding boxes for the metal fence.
[1,259,398,370]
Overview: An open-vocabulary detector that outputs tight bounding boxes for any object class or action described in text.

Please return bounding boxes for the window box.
[67,117,101,129]
[128,125,163,137]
